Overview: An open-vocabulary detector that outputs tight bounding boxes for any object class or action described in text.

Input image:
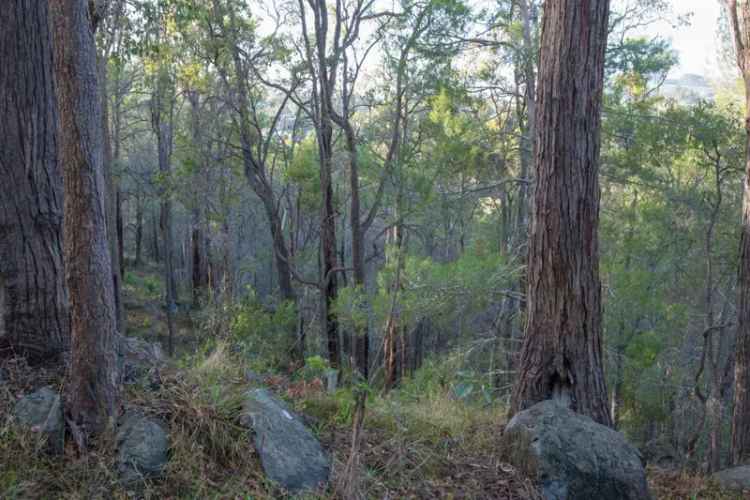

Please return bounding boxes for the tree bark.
[50,0,120,440]
[510,0,612,427]
[0,0,70,360]
[726,0,750,466]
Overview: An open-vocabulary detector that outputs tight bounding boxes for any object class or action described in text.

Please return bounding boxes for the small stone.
[14,386,64,454]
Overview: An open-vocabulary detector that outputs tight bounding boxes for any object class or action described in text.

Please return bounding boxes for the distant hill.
[659,73,715,103]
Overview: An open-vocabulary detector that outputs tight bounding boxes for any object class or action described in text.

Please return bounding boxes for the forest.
[3,0,750,498]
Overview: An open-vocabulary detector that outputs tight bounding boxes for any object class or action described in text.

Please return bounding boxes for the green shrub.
[297,355,330,382]
[229,290,296,369]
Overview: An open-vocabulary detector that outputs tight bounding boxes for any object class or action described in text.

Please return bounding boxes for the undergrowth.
[0,342,740,499]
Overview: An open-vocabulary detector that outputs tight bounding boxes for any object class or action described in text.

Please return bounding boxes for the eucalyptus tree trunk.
[383,223,406,392]
[725,0,750,466]
[100,54,124,333]
[217,1,301,361]
[151,66,177,356]
[496,0,538,393]
[51,0,119,441]
[187,90,209,308]
[345,120,370,378]
[0,1,70,360]
[319,119,341,370]
[510,0,612,427]
[135,195,144,267]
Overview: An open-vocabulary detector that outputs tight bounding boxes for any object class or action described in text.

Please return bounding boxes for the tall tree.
[50,0,120,441]
[298,0,343,369]
[0,1,70,360]
[206,0,302,362]
[186,89,209,308]
[724,0,750,466]
[147,4,178,356]
[510,0,612,426]
[99,0,127,333]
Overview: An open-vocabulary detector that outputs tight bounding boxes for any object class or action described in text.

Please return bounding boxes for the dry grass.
[1,346,742,499]
[648,467,745,500]
[299,387,542,500]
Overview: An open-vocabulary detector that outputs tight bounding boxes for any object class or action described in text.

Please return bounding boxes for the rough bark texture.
[0,1,70,360]
[510,0,612,427]
[726,0,750,466]
[51,0,120,438]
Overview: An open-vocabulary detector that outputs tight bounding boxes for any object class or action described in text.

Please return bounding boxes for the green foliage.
[123,270,163,301]
[332,285,369,333]
[296,355,331,382]
[606,37,677,81]
[229,290,297,370]
[373,244,514,333]
[284,136,322,211]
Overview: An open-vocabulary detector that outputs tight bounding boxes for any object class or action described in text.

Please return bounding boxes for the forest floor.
[0,267,742,499]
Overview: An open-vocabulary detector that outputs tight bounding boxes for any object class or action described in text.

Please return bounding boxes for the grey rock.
[14,386,64,454]
[117,411,169,485]
[713,465,750,492]
[502,400,651,500]
[243,388,330,491]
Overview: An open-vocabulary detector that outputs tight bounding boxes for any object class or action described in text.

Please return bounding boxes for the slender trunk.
[135,196,143,267]
[340,387,367,498]
[515,0,536,242]
[100,51,124,333]
[117,189,124,276]
[151,211,160,262]
[384,224,405,392]
[219,4,300,360]
[51,0,119,441]
[191,209,204,307]
[510,0,612,426]
[160,195,176,356]
[151,66,177,356]
[221,215,232,299]
[0,0,69,359]
[188,91,208,307]
[345,120,370,378]
[734,51,750,468]
[113,62,125,278]
[321,145,340,370]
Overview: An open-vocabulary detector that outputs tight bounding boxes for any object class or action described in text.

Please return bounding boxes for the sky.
[646,0,724,78]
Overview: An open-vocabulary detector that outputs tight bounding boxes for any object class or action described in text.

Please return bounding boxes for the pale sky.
[646,0,724,78]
